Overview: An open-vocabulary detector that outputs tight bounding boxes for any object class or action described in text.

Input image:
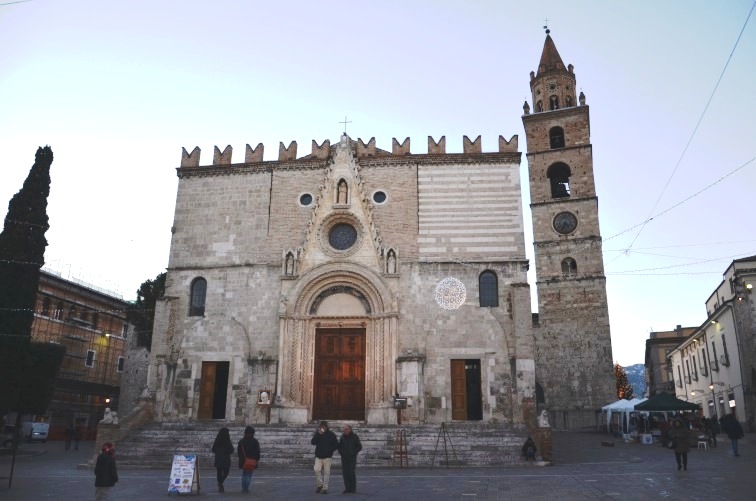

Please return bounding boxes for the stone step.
[114,422,531,468]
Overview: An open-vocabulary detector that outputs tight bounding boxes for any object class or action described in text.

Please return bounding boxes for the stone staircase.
[114,421,531,469]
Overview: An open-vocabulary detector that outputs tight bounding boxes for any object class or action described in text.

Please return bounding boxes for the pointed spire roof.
[537,34,566,76]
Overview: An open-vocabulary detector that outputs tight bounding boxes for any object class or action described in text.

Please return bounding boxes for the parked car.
[21,422,49,443]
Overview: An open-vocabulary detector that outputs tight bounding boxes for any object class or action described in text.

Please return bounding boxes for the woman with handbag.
[668,418,691,471]
[237,426,261,493]
[212,427,234,493]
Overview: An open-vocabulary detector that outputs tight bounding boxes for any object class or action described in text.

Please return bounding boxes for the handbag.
[241,445,258,471]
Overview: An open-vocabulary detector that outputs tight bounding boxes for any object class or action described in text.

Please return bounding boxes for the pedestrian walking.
[237,426,260,493]
[338,424,362,494]
[212,427,234,493]
[721,412,744,457]
[311,420,338,494]
[667,418,691,471]
[94,442,118,500]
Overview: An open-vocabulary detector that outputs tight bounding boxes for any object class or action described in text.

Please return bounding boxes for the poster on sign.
[168,454,200,494]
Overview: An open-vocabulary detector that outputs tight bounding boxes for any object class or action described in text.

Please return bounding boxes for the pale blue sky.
[1,1,754,365]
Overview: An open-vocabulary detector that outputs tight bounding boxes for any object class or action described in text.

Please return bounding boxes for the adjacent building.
[669,256,755,431]
[644,325,696,397]
[30,269,131,439]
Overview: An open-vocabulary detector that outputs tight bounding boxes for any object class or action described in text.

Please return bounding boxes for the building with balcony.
[669,256,755,431]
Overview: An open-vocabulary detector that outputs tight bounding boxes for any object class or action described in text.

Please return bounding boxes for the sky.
[1,1,755,366]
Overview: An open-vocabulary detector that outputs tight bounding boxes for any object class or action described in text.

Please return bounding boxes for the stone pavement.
[0,430,754,500]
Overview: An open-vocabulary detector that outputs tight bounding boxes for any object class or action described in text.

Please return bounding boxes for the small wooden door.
[313,329,366,421]
[451,359,482,421]
[198,361,229,420]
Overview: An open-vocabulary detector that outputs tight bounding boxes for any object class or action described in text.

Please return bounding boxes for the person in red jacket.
[94,442,118,500]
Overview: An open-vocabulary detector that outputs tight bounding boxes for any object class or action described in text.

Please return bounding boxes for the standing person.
[721,411,744,457]
[64,425,73,451]
[337,424,362,494]
[212,427,234,493]
[73,426,81,450]
[237,426,260,493]
[668,418,691,471]
[94,442,118,500]
[311,421,338,494]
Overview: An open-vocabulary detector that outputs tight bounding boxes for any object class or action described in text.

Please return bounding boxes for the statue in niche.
[285,252,294,275]
[387,249,397,274]
[538,409,550,428]
[337,179,348,204]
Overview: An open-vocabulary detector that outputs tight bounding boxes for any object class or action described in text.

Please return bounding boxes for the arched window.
[536,100,543,112]
[549,126,565,149]
[189,277,207,316]
[549,95,560,110]
[547,162,571,198]
[561,257,577,277]
[55,301,63,320]
[479,271,498,307]
[535,382,546,405]
[565,95,573,107]
[41,297,50,316]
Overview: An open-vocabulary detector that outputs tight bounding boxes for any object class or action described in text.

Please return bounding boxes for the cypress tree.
[0,146,53,349]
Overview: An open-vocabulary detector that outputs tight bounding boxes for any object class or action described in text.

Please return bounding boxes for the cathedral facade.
[146,35,613,429]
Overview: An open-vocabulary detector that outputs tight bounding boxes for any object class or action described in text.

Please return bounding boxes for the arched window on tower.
[549,95,560,110]
[547,162,571,198]
[479,270,499,307]
[561,257,577,277]
[536,100,543,112]
[189,277,207,316]
[549,127,565,149]
[565,95,573,107]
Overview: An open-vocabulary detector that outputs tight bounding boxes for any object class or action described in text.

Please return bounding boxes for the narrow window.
[121,323,128,338]
[547,163,571,198]
[479,271,498,307]
[92,312,99,330]
[55,302,64,320]
[565,95,573,107]
[117,356,125,373]
[711,342,719,371]
[701,348,708,375]
[42,297,51,317]
[676,365,683,387]
[549,95,559,110]
[692,356,698,380]
[561,257,577,277]
[189,277,207,316]
[549,127,565,149]
[536,100,543,112]
[68,305,76,320]
[85,350,96,368]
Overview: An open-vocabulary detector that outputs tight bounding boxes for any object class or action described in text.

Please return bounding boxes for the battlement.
[180,135,518,168]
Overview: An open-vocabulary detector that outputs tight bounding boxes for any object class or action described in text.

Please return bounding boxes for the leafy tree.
[127,272,166,349]
[614,363,634,400]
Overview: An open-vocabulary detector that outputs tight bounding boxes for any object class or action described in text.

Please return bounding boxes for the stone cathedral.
[147,34,614,430]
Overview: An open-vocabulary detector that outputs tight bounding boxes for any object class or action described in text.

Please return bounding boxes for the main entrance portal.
[198,361,229,419]
[313,328,366,421]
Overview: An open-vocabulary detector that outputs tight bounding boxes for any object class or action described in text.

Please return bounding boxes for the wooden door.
[313,329,366,421]
[451,360,467,420]
[198,362,216,420]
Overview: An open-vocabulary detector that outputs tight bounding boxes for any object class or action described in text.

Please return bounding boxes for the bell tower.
[522,32,615,428]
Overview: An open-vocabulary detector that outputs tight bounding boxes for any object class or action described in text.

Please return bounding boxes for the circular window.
[299,193,313,206]
[372,190,387,204]
[328,223,358,250]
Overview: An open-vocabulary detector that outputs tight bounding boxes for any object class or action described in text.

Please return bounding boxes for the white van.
[21,422,49,443]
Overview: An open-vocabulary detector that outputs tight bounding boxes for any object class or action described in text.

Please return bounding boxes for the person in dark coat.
[237,426,261,493]
[521,437,537,461]
[212,427,234,493]
[94,442,118,500]
[667,418,692,471]
[311,420,338,494]
[721,412,744,457]
[337,424,362,494]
